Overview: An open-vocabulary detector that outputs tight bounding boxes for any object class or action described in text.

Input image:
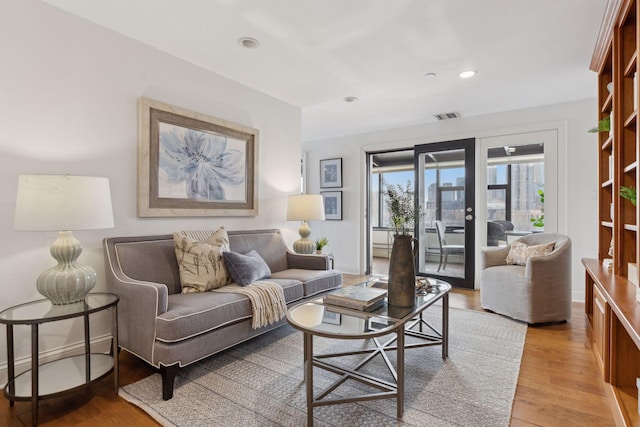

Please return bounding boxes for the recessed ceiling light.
[238,37,260,49]
[424,72,437,78]
[344,96,358,103]
[459,70,477,79]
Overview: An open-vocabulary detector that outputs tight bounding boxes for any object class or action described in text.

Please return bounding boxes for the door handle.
[465,214,473,221]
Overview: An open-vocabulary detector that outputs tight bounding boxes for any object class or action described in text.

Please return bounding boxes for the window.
[487,164,509,221]
[371,174,380,227]
[372,169,414,229]
[438,166,465,226]
[487,144,545,231]
[423,149,466,227]
[511,162,544,230]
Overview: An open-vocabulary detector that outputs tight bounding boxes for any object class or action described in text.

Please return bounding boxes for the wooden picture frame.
[321,191,342,220]
[137,97,258,217]
[320,158,342,188]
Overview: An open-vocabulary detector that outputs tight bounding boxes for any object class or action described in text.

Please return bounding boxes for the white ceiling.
[44,0,606,142]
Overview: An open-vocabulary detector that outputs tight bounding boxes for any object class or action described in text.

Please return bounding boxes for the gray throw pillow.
[222,249,271,286]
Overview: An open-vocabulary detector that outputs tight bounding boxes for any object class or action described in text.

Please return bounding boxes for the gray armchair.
[479,233,571,324]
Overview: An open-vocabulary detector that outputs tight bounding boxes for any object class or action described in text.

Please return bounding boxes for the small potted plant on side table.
[315,237,329,254]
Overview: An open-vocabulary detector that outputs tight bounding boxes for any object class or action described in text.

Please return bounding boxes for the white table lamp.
[287,194,325,254]
[14,175,114,304]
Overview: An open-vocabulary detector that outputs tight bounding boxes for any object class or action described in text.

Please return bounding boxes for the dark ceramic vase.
[387,234,417,307]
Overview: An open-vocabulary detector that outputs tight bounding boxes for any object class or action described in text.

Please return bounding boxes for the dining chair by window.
[487,221,505,246]
[434,220,465,272]
[487,220,514,246]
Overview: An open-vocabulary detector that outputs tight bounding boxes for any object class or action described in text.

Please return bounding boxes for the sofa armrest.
[480,246,510,269]
[103,239,170,366]
[286,251,331,270]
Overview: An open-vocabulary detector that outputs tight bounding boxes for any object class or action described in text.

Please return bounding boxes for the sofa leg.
[160,365,179,400]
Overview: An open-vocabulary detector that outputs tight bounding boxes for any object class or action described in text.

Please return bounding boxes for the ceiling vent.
[433,112,461,121]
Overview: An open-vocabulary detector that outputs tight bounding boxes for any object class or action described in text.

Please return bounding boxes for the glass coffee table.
[286,278,451,426]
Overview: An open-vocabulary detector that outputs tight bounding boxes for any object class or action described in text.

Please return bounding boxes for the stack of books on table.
[323,286,387,311]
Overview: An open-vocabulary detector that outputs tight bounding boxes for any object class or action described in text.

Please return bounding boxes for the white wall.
[0,0,301,369]
[303,98,598,302]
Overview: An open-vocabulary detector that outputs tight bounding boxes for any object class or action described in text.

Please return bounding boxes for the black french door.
[414,138,475,289]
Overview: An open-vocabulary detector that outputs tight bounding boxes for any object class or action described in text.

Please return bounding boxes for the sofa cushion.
[506,240,555,266]
[271,268,342,297]
[228,230,289,273]
[173,227,230,293]
[155,279,303,343]
[223,250,272,286]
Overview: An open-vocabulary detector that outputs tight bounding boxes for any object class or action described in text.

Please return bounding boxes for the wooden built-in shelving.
[605,91,615,112]
[604,135,615,150]
[624,111,637,127]
[624,161,638,173]
[588,0,640,425]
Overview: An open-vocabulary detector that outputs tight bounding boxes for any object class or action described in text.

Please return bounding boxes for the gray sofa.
[479,232,571,324]
[103,228,342,399]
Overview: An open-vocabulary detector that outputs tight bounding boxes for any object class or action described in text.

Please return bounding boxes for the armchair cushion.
[505,240,555,266]
[223,249,272,286]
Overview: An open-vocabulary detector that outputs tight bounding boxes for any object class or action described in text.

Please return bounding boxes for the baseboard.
[0,334,113,387]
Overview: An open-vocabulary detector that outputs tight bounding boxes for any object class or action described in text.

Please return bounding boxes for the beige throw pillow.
[173,227,231,293]
[505,240,555,266]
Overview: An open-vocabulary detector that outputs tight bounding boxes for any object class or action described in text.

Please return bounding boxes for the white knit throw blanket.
[213,280,287,329]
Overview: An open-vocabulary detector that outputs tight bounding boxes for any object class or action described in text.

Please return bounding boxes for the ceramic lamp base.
[293,238,315,254]
[36,231,96,305]
[293,220,315,254]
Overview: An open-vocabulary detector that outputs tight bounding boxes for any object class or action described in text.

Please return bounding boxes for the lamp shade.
[14,175,114,231]
[286,194,325,221]
[14,175,114,304]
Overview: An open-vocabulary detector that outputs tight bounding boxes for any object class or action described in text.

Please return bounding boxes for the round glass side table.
[0,293,119,426]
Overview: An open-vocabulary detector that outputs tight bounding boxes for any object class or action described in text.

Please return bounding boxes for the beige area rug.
[120,307,527,427]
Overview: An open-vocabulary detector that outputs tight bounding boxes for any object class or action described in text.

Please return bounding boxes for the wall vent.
[433,111,461,121]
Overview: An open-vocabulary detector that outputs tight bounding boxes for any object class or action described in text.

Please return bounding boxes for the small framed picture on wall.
[321,191,342,220]
[320,158,342,188]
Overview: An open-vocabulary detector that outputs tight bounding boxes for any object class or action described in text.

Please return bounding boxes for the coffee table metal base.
[302,304,448,427]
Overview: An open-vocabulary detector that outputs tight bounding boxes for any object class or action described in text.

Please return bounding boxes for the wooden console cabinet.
[584,259,640,426]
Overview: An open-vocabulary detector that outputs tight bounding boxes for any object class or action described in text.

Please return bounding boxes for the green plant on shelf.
[588,116,610,133]
[619,186,637,206]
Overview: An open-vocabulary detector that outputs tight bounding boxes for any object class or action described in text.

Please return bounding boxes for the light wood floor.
[0,274,615,426]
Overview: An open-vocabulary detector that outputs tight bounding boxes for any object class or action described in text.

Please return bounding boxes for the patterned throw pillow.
[173,227,231,293]
[505,240,555,266]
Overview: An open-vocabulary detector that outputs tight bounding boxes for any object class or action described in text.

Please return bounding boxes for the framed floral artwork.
[137,97,258,217]
[321,191,342,220]
[320,158,342,188]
